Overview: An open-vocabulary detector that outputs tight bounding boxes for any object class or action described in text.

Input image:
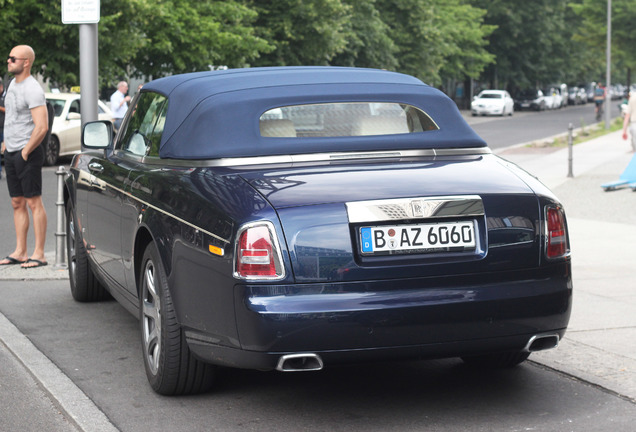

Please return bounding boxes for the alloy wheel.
[141,259,162,375]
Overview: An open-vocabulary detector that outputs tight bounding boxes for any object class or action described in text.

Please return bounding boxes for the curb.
[0,312,119,432]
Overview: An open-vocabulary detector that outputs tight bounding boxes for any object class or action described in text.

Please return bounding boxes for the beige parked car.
[44,92,113,166]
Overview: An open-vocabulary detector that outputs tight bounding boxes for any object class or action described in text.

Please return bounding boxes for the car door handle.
[88,162,104,174]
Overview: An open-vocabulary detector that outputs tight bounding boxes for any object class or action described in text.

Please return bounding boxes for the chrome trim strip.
[488,240,534,249]
[434,147,491,156]
[346,195,484,223]
[85,170,231,244]
[128,147,491,168]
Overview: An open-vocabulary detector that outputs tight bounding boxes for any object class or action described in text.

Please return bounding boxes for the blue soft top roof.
[141,67,486,160]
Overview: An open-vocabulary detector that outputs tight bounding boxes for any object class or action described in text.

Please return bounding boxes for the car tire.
[461,351,530,368]
[44,135,60,166]
[139,243,215,395]
[66,202,109,302]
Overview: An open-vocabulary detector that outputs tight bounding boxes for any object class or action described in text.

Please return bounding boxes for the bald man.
[0,45,49,268]
[110,80,131,130]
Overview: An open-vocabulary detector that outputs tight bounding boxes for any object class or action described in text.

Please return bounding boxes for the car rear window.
[259,102,439,138]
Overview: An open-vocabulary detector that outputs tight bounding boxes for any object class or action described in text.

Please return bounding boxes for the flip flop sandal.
[21,258,48,269]
[0,256,27,265]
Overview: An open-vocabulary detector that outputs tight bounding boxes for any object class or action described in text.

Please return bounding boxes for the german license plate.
[360,221,476,255]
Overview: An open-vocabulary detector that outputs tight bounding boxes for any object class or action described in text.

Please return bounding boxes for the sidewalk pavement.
[498,130,636,403]
[0,130,635,431]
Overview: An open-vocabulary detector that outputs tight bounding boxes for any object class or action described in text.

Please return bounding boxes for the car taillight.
[545,206,568,259]
[234,222,285,280]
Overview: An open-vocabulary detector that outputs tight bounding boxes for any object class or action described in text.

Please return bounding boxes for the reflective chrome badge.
[346,195,484,223]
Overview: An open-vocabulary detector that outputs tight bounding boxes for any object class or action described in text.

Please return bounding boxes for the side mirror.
[82,121,113,150]
[67,112,81,121]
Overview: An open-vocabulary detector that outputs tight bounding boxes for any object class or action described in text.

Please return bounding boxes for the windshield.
[47,99,66,117]
[478,93,502,99]
[518,90,538,98]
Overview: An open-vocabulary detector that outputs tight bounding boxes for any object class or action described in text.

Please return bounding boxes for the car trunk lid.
[239,155,542,282]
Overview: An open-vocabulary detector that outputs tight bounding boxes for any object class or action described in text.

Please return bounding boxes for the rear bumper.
[186,263,572,370]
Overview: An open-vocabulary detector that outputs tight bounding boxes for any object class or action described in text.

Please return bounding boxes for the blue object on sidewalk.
[601,153,636,191]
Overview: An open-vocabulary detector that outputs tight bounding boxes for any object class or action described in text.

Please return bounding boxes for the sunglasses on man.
[7,56,27,63]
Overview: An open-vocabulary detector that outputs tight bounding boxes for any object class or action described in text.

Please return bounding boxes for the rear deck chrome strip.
[135,147,492,168]
[346,195,485,223]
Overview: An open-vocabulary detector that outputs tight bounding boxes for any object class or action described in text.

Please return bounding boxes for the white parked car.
[44,93,113,166]
[471,90,514,116]
[543,87,563,110]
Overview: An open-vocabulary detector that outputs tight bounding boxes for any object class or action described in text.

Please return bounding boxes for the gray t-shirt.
[3,75,46,152]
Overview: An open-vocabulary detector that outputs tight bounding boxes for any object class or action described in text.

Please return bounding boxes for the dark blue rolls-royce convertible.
[64,67,572,395]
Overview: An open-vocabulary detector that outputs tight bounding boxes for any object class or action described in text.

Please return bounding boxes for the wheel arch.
[133,226,155,297]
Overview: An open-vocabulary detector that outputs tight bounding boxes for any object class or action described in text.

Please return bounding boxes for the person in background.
[594,81,606,119]
[110,81,131,131]
[0,78,6,180]
[622,91,636,152]
[0,45,49,268]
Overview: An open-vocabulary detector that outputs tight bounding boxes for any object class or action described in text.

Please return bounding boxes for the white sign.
[61,0,100,24]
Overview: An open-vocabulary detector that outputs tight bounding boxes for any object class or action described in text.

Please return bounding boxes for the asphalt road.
[1,103,634,431]
[1,279,635,432]
[467,100,622,150]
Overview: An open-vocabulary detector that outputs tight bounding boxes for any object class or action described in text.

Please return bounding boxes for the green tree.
[0,1,79,86]
[472,0,576,91]
[571,0,636,85]
[376,0,495,86]
[242,0,351,66]
[473,0,592,90]
[331,0,398,70]
[125,0,271,80]
[0,0,271,88]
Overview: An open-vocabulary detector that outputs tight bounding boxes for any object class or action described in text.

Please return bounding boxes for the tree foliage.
[124,0,271,79]
[1,0,631,94]
[331,0,398,70]
[571,0,636,84]
[243,0,350,66]
[375,0,494,86]
[472,0,574,90]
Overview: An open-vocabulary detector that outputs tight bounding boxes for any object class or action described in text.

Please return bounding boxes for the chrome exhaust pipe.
[523,334,560,353]
[276,353,324,372]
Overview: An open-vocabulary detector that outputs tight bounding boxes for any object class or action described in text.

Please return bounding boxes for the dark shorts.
[4,145,44,198]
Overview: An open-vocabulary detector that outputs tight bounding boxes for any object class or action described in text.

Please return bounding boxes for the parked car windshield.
[478,93,503,99]
[259,102,438,138]
[47,98,67,116]
[518,90,539,98]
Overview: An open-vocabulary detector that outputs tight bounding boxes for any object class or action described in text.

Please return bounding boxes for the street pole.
[605,0,612,130]
[79,23,99,126]
[567,123,574,178]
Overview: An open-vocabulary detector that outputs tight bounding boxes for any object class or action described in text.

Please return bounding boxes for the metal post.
[605,0,612,129]
[55,166,67,268]
[567,123,574,178]
[79,23,99,125]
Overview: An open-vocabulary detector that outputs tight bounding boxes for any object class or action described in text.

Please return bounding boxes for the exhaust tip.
[524,334,560,353]
[276,353,324,372]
